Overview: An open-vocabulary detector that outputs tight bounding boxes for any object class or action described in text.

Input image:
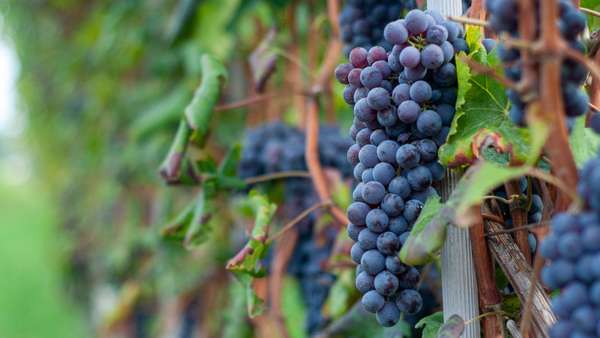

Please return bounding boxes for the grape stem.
[484,222,549,237]
[302,0,348,227]
[215,91,310,112]
[244,171,312,185]
[579,6,600,18]
[270,200,332,240]
[537,0,579,212]
[505,181,531,264]
[446,15,489,27]
[458,55,518,90]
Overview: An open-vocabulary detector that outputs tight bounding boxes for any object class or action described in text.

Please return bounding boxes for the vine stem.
[458,55,518,89]
[469,207,504,338]
[214,91,309,112]
[302,0,348,227]
[538,0,579,210]
[580,6,600,17]
[271,201,332,240]
[244,171,312,185]
[447,15,489,27]
[505,181,531,264]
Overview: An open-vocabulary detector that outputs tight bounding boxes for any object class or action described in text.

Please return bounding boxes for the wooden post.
[428,2,480,336]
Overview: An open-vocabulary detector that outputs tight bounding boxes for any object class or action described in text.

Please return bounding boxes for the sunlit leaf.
[415,311,444,338]
[439,26,530,167]
[400,195,447,265]
[570,115,600,167]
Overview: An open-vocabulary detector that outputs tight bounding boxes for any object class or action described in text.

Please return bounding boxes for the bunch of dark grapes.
[335,9,466,327]
[238,122,352,334]
[338,0,416,56]
[238,122,353,179]
[486,0,589,127]
[540,154,600,337]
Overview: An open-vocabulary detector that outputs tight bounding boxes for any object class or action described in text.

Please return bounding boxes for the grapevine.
[5,0,600,337]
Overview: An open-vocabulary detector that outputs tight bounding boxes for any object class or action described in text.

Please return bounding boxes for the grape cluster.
[238,122,352,333]
[486,0,589,127]
[338,0,416,56]
[335,9,465,327]
[540,155,600,337]
[238,122,353,179]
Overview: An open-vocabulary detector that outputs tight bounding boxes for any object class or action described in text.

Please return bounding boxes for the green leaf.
[324,269,355,319]
[130,85,192,141]
[415,312,444,338]
[437,314,465,338]
[570,115,600,167]
[400,195,447,265]
[184,54,228,145]
[439,26,530,167]
[226,192,276,318]
[451,162,529,223]
[582,0,600,31]
[401,162,531,265]
[331,180,351,211]
[218,144,242,177]
[222,281,253,338]
[165,0,202,44]
[226,190,276,277]
[183,189,213,248]
[238,273,265,318]
[282,277,307,338]
[160,200,195,241]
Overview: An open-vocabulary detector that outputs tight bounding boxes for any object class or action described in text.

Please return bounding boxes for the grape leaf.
[399,195,447,265]
[130,85,192,141]
[184,54,228,145]
[161,200,195,241]
[227,191,277,276]
[222,282,253,338]
[184,189,213,248]
[282,277,307,338]
[450,162,529,225]
[165,0,203,44]
[439,26,530,167]
[324,269,355,320]
[226,191,276,317]
[415,311,444,338]
[569,115,600,167]
[582,0,600,31]
[401,162,530,265]
[218,144,242,177]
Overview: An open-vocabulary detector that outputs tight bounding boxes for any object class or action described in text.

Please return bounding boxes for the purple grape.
[397,100,421,124]
[384,20,409,45]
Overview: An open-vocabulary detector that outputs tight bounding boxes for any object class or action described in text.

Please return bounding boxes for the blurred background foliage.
[0,0,433,337]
